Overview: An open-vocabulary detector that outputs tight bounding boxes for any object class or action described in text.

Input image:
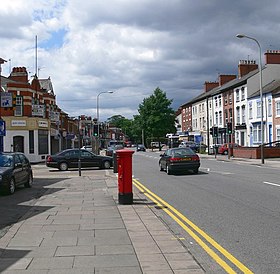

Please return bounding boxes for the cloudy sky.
[1,0,280,121]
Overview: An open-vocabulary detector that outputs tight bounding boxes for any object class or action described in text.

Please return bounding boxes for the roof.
[180,68,259,107]
[39,77,54,95]
[248,79,280,99]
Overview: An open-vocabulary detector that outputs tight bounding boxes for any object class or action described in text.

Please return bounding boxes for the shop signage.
[38,121,48,128]
[11,120,26,127]
[32,104,45,117]
[49,111,60,122]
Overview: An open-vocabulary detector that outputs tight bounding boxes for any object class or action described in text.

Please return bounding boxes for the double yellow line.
[133,178,253,274]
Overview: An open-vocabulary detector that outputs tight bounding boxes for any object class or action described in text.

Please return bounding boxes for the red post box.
[116,149,134,204]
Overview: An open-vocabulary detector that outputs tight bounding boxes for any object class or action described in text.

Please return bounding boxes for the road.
[132,150,280,273]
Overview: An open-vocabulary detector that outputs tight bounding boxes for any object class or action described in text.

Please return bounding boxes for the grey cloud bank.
[1,0,280,120]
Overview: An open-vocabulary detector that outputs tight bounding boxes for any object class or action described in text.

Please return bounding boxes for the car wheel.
[59,162,68,171]
[166,165,172,175]
[193,168,199,174]
[8,178,16,195]
[103,160,111,169]
[24,173,33,188]
[224,150,228,155]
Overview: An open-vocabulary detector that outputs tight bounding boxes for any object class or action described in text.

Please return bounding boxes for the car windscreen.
[172,148,195,157]
[0,155,14,167]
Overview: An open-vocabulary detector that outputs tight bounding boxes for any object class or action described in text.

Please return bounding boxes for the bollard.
[116,149,134,204]
[113,151,118,173]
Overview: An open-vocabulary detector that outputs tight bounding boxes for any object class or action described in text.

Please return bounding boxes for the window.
[236,89,240,102]
[241,87,245,101]
[14,96,23,116]
[29,131,34,154]
[276,101,280,116]
[38,130,48,154]
[253,124,262,144]
[229,94,232,104]
[219,111,222,125]
[224,94,228,105]
[241,106,246,124]
[219,96,222,107]
[215,97,218,107]
[268,99,272,117]
[249,102,253,119]
[236,131,240,144]
[229,108,233,122]
[215,112,218,125]
[257,101,261,118]
[236,107,240,124]
[225,110,228,123]
[277,127,280,141]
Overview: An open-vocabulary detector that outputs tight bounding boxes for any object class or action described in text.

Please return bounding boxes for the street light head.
[236,34,245,39]
[107,91,114,94]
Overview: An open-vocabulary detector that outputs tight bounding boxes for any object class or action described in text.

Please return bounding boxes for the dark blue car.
[0,152,33,195]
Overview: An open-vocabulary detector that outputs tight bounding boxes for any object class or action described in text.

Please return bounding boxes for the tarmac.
[0,154,279,274]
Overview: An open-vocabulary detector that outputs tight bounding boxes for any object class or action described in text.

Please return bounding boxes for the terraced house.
[179,50,280,150]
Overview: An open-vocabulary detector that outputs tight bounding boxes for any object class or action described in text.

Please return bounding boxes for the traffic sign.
[0,120,6,136]
[1,93,13,108]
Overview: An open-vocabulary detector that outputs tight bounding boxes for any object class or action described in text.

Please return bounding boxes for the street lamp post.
[96,91,113,152]
[78,116,81,176]
[236,34,264,164]
[0,58,7,153]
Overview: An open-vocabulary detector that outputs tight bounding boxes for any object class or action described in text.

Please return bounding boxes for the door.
[13,154,24,185]
[13,136,24,153]
[241,132,245,146]
[81,150,99,167]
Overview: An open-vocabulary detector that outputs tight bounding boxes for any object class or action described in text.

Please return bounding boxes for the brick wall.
[233,147,280,159]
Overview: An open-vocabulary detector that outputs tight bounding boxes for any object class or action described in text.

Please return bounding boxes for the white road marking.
[263,181,280,187]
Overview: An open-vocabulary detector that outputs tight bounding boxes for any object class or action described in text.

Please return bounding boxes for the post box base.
[118,193,133,205]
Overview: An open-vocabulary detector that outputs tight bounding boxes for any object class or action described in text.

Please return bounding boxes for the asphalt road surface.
[132,150,280,274]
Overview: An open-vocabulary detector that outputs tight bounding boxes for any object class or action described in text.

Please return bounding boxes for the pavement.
[0,154,279,274]
[0,167,205,274]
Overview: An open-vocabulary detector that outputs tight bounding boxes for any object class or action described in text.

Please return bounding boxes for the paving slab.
[0,169,205,274]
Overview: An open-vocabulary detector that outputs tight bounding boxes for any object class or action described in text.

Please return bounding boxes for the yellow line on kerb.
[133,179,253,274]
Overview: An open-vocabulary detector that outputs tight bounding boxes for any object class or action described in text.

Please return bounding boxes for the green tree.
[106,115,126,128]
[138,87,176,149]
[106,115,134,141]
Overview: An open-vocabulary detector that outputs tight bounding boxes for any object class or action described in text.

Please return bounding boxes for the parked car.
[46,149,113,171]
[137,144,146,152]
[159,147,200,175]
[208,144,222,154]
[0,152,33,195]
[218,143,241,155]
[105,144,124,156]
[150,142,165,149]
[81,145,92,152]
[179,141,206,152]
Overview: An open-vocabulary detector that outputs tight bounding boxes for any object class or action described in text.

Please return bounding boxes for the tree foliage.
[106,87,176,146]
[138,87,176,143]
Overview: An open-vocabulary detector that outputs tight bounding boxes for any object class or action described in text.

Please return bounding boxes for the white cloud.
[1,0,280,120]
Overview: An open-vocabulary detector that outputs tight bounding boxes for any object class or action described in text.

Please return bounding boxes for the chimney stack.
[9,67,28,83]
[219,74,236,86]
[204,81,219,93]
[238,60,258,78]
[265,50,280,65]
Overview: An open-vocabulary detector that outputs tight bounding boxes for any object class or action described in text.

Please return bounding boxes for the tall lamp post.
[96,91,113,151]
[236,34,264,164]
[0,58,7,153]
